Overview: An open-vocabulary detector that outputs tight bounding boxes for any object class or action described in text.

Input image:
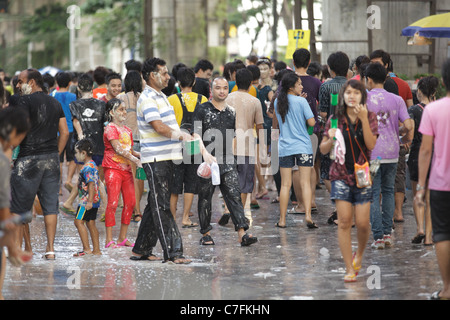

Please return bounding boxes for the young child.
[103,98,140,249]
[73,139,101,257]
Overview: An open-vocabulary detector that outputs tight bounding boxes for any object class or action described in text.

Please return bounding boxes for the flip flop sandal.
[64,183,73,193]
[200,235,215,245]
[105,241,116,248]
[114,238,134,248]
[250,203,260,209]
[60,206,75,215]
[73,251,87,257]
[170,256,192,265]
[240,233,258,247]
[288,207,305,214]
[411,234,425,244]
[44,252,56,260]
[306,221,319,229]
[430,290,449,300]
[276,223,287,228]
[218,213,230,226]
[130,254,162,261]
[327,211,338,225]
[344,274,357,283]
[182,223,199,228]
[163,256,192,264]
[256,191,268,199]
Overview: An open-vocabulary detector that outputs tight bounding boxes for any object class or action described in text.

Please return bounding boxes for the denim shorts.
[10,153,60,217]
[331,179,373,205]
[279,153,313,168]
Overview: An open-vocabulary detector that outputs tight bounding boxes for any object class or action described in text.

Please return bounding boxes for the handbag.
[345,115,372,188]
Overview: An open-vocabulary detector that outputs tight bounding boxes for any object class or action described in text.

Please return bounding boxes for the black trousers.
[132,161,183,261]
[198,168,249,235]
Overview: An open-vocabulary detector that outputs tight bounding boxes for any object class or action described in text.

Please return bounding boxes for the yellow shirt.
[168,92,208,127]
[231,84,258,98]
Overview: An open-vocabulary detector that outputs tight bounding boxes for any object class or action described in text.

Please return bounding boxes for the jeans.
[370,162,398,241]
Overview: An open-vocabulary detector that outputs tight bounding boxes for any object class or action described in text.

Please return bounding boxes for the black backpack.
[177,93,203,133]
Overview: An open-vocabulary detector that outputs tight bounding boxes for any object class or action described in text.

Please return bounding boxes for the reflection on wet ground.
[3,182,441,301]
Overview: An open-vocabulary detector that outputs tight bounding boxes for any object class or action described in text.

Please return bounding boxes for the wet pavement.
[2,178,442,301]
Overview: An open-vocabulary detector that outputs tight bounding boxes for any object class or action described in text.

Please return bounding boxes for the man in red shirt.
[388,60,413,108]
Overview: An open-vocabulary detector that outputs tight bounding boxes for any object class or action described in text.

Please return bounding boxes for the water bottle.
[211,162,220,186]
[370,157,382,176]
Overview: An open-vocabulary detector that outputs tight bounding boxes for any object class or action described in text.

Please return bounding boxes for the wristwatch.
[416,184,425,192]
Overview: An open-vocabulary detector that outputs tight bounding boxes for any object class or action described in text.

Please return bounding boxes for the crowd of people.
[0,47,449,300]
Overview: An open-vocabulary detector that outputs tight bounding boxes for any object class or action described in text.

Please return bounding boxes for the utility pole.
[294,0,302,29]
[272,0,279,60]
[144,0,153,59]
[306,0,318,61]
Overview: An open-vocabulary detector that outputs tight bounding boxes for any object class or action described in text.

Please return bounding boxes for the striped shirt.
[318,76,348,118]
[137,85,183,163]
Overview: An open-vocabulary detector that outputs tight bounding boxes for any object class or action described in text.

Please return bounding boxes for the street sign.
[285,29,311,59]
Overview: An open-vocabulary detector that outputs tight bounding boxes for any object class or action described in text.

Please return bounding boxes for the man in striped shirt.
[318,51,350,214]
[131,57,192,264]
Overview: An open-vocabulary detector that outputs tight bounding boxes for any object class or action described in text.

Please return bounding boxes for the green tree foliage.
[81,0,144,55]
[13,3,72,70]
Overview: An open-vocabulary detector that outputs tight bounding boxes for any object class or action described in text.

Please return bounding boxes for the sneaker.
[383,234,393,247]
[371,239,385,249]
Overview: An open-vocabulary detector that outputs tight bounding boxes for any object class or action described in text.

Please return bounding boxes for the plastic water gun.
[329,92,339,160]
[330,92,339,138]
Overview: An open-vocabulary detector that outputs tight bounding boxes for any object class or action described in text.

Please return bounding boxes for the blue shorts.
[330,180,373,205]
[279,153,313,168]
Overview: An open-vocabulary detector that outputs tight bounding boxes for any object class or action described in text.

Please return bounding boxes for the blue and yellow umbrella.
[402,12,450,38]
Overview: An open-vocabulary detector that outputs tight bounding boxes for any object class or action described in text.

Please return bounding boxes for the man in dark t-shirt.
[192,77,257,248]
[11,69,69,260]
